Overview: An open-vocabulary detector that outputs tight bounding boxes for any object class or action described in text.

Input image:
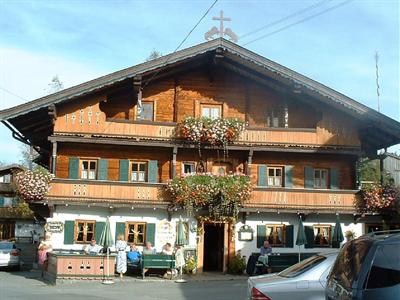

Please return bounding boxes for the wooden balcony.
[45,179,170,206]
[247,187,360,213]
[46,179,359,213]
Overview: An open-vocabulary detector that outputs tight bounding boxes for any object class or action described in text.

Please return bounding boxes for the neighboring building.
[382,153,400,186]
[0,165,44,241]
[1,39,400,272]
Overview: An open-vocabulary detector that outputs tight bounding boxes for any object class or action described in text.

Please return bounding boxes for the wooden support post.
[171,146,178,179]
[51,141,57,175]
[173,78,179,123]
[133,75,142,118]
[247,149,253,176]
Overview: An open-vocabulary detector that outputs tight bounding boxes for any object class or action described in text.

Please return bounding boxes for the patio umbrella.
[332,215,344,247]
[98,217,114,284]
[175,217,187,283]
[296,216,307,262]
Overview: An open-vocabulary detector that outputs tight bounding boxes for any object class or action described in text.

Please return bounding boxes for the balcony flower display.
[179,117,246,147]
[166,173,252,220]
[14,168,54,202]
[357,184,399,214]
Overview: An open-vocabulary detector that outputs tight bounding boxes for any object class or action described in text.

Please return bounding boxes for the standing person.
[38,233,52,275]
[115,235,128,278]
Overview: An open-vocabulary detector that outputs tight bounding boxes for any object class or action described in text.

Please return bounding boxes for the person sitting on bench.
[127,243,141,264]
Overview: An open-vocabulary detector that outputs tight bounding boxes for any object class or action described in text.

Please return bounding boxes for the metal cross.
[213,10,231,38]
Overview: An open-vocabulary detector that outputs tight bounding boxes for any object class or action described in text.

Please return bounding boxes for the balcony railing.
[46,179,359,212]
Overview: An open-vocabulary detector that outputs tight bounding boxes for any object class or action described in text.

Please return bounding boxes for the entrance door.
[203,223,224,271]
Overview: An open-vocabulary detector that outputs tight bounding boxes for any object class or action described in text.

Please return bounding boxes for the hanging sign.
[156,219,176,246]
[238,225,254,241]
[44,221,64,233]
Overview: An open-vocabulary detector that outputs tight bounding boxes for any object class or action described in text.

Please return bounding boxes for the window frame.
[135,101,155,121]
[265,224,286,247]
[125,222,146,245]
[182,162,196,175]
[130,161,147,182]
[267,166,284,187]
[74,220,96,244]
[80,159,98,180]
[313,224,332,247]
[314,168,329,189]
[200,104,222,119]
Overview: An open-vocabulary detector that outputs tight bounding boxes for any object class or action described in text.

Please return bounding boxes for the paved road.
[0,270,247,300]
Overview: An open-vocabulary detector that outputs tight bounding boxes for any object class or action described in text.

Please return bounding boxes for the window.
[136,102,154,121]
[280,255,327,278]
[81,160,97,180]
[267,167,283,187]
[182,162,196,175]
[267,110,282,128]
[126,222,146,245]
[131,162,147,182]
[365,244,400,289]
[75,220,95,243]
[201,104,221,119]
[313,225,331,247]
[314,169,328,189]
[366,224,383,233]
[265,224,285,246]
[0,174,11,183]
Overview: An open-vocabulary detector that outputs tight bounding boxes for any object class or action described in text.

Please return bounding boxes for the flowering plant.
[357,184,398,213]
[14,168,54,202]
[179,117,246,147]
[166,174,252,220]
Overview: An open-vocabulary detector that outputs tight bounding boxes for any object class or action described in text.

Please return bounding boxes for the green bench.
[253,252,317,274]
[141,254,176,279]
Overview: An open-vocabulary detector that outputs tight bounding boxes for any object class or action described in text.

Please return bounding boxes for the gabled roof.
[0,38,399,149]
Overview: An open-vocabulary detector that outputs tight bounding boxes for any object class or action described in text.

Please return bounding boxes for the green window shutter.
[330,168,339,189]
[119,160,129,181]
[95,221,105,242]
[0,197,4,207]
[285,165,294,188]
[98,159,108,181]
[256,225,266,248]
[331,226,341,248]
[304,167,314,189]
[148,160,159,183]
[64,220,75,245]
[304,226,315,249]
[285,225,294,248]
[258,165,267,187]
[11,198,18,207]
[68,157,79,179]
[146,223,156,245]
[115,222,126,240]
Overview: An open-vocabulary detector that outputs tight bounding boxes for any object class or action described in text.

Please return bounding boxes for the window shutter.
[258,165,267,187]
[148,160,159,183]
[304,226,315,249]
[304,167,314,189]
[285,225,294,248]
[0,197,4,207]
[330,168,339,189]
[256,225,266,248]
[115,222,126,241]
[285,165,294,188]
[146,223,156,246]
[331,226,341,248]
[68,157,79,179]
[98,159,108,181]
[95,221,105,242]
[64,220,75,245]
[11,198,18,207]
[119,160,129,181]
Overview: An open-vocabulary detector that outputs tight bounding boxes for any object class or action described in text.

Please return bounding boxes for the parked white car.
[0,241,21,271]
[247,252,338,300]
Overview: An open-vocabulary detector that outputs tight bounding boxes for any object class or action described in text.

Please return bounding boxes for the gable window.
[267,167,283,187]
[267,110,282,128]
[75,220,95,243]
[265,224,285,247]
[313,225,331,247]
[126,222,146,245]
[136,102,154,121]
[314,169,328,189]
[182,162,196,175]
[201,104,221,119]
[131,162,147,182]
[81,160,97,180]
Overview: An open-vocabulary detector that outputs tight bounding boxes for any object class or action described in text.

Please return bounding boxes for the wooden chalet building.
[1,38,400,272]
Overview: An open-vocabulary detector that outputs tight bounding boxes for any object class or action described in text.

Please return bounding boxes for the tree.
[47,75,64,94]
[146,49,162,61]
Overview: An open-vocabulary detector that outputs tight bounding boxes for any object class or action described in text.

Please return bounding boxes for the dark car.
[325,230,400,300]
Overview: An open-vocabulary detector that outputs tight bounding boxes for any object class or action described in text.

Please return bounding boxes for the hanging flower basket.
[356,184,399,214]
[179,117,246,147]
[13,169,54,202]
[166,174,252,220]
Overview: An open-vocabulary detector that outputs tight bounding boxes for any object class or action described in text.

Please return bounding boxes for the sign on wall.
[44,221,64,233]
[156,219,176,246]
[238,225,254,241]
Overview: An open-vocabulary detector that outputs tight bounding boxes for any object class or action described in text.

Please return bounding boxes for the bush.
[183,256,197,274]
[228,252,246,274]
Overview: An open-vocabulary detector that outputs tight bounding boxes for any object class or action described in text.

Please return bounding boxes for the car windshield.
[0,243,14,250]
[279,255,326,278]
[329,239,373,291]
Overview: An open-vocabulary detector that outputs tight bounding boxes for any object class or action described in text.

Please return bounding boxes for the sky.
[0,0,399,164]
